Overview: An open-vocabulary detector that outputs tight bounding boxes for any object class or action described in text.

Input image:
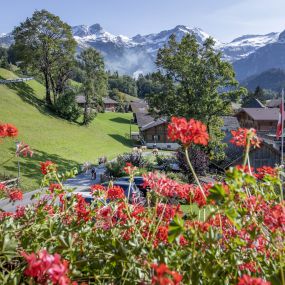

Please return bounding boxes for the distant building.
[266,98,282,108]
[213,113,281,170]
[130,101,179,150]
[236,108,279,131]
[75,95,88,107]
[214,134,281,170]
[221,116,240,132]
[103,97,119,112]
[75,95,118,112]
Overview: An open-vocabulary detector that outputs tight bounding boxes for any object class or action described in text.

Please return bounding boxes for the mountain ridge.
[1,23,284,79]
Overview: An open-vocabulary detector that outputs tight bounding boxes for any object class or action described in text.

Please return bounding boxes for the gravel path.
[0,165,106,212]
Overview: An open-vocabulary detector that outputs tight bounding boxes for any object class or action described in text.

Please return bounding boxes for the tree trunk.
[44,73,52,105]
[83,92,89,125]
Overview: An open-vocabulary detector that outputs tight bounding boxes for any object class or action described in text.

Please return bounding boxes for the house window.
[152,135,160,142]
[167,145,171,149]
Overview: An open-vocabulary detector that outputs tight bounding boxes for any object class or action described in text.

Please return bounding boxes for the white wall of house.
[145,142,180,150]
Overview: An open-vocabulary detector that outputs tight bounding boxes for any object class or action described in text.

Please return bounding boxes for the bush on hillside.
[53,89,81,121]
[106,152,145,177]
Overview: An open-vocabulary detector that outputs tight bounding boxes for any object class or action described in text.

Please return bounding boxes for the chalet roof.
[130,100,167,131]
[75,95,85,104]
[242,98,265,108]
[75,95,118,105]
[237,108,279,121]
[103,97,118,104]
[221,116,240,131]
[218,132,245,169]
[266,98,281,108]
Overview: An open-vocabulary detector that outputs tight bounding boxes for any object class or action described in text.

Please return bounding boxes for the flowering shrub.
[0,119,284,284]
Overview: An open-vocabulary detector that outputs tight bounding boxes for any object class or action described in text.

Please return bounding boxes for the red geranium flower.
[235,165,254,174]
[106,186,125,200]
[151,263,182,285]
[15,205,26,219]
[40,161,57,175]
[230,128,261,148]
[168,117,209,147]
[0,124,7,138]
[16,142,33,157]
[21,249,71,285]
[0,123,18,138]
[90,184,106,193]
[0,182,6,191]
[123,162,137,175]
[75,194,91,222]
[48,183,62,193]
[6,124,18,137]
[264,203,285,233]
[8,189,23,201]
[237,274,271,285]
[255,166,278,180]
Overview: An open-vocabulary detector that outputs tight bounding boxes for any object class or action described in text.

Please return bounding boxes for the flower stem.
[243,137,251,168]
[184,147,206,200]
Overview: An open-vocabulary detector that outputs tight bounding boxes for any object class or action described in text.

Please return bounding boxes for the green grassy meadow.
[0,68,138,191]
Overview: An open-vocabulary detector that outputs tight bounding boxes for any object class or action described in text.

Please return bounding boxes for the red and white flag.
[276,90,284,139]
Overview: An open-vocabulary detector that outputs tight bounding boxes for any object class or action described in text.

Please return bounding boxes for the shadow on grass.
[1,76,81,124]
[109,117,131,124]
[108,134,132,147]
[3,147,80,187]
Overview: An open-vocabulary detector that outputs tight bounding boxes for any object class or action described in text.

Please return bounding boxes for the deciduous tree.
[13,10,76,105]
[148,34,246,159]
[79,48,107,125]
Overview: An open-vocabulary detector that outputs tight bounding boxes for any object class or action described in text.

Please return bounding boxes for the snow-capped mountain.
[71,24,220,75]
[1,23,284,80]
[73,24,135,49]
[219,32,280,62]
[0,33,13,48]
[233,32,285,81]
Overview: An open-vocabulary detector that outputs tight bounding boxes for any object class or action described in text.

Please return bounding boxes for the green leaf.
[208,184,226,204]
[168,215,185,243]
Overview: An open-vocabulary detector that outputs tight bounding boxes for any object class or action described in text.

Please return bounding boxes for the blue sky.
[1,0,284,42]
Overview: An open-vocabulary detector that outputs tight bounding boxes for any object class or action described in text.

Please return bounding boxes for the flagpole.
[281,88,284,167]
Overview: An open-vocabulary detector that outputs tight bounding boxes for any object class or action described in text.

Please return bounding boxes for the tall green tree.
[79,48,107,125]
[148,34,246,160]
[0,47,9,68]
[12,10,76,105]
[108,73,137,97]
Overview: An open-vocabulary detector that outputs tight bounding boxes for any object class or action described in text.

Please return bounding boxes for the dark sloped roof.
[130,100,167,131]
[75,95,118,105]
[218,132,245,169]
[243,98,265,108]
[221,116,240,131]
[238,108,279,121]
[75,95,86,104]
[103,97,118,104]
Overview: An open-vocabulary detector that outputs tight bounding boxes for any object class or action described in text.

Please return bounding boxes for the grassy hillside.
[0,68,138,191]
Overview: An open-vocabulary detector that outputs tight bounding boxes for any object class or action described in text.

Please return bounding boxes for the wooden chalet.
[103,97,119,112]
[130,101,179,150]
[215,134,281,170]
[236,108,279,131]
[75,95,118,112]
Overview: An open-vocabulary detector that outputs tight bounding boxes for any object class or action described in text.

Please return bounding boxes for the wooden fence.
[0,77,34,84]
[1,178,19,188]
